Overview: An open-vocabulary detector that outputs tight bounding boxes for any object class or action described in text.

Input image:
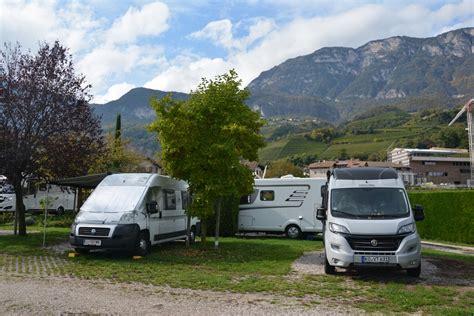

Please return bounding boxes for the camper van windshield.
[81,186,146,213]
[331,188,409,219]
[100,174,150,187]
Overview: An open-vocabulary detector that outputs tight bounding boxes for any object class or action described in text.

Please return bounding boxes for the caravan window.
[182,191,190,209]
[260,190,275,201]
[240,190,259,205]
[164,189,176,210]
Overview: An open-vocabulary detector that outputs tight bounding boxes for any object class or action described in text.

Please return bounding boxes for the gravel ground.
[0,274,357,315]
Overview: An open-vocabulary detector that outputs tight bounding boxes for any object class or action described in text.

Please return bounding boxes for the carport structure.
[50,173,112,212]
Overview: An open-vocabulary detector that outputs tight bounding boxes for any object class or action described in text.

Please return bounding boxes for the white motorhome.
[70,173,200,255]
[238,177,326,238]
[0,179,74,214]
[317,168,424,277]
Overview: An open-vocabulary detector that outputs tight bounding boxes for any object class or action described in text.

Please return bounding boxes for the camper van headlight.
[329,222,350,235]
[397,223,415,234]
[119,212,136,224]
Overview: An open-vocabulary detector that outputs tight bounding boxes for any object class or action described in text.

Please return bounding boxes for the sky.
[1,0,473,104]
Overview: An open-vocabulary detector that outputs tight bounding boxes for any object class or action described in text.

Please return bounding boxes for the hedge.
[409,190,474,244]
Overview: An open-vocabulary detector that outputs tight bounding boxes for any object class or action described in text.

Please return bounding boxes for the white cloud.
[93,82,136,104]
[190,18,274,51]
[0,0,103,54]
[145,56,231,92]
[105,1,170,45]
[147,0,473,92]
[77,44,164,91]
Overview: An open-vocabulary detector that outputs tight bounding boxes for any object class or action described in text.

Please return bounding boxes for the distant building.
[241,160,264,179]
[308,159,414,185]
[388,148,470,186]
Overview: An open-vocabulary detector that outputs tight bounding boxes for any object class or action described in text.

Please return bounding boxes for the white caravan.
[238,177,326,238]
[0,180,74,213]
[317,168,424,277]
[70,173,200,255]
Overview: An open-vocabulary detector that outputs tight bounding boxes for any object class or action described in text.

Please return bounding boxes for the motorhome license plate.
[83,239,101,246]
[360,256,389,264]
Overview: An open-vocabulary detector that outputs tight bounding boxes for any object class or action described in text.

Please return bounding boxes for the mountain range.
[92,27,473,154]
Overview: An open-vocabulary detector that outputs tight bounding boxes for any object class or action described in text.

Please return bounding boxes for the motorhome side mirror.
[316,207,327,221]
[147,201,158,214]
[413,205,425,221]
[320,185,327,198]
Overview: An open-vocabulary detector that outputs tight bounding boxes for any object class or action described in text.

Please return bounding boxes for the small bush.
[0,212,14,225]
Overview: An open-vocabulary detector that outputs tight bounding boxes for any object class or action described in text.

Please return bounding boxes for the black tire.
[324,253,336,275]
[75,248,90,254]
[407,263,421,277]
[285,224,302,239]
[57,206,65,216]
[134,231,150,256]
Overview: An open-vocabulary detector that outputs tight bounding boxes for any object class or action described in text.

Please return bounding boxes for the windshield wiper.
[367,214,404,218]
[332,210,360,218]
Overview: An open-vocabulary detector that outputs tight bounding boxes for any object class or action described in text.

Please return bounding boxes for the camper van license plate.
[359,255,390,264]
[83,239,101,246]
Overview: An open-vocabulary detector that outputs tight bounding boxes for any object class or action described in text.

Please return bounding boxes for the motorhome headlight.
[70,223,76,235]
[329,222,350,235]
[119,212,136,224]
[397,223,415,234]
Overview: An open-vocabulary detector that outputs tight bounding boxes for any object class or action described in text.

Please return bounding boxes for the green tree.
[89,133,142,173]
[266,159,304,178]
[148,70,265,248]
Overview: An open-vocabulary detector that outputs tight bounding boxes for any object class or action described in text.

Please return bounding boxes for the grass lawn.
[0,229,473,314]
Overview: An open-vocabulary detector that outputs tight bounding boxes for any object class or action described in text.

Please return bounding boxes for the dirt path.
[0,273,357,315]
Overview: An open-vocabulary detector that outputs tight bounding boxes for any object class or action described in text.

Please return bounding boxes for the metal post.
[42,182,49,248]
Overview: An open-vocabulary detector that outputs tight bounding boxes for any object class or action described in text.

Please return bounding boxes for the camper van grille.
[345,235,406,251]
[78,227,110,237]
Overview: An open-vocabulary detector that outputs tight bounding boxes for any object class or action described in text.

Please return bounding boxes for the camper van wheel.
[285,225,302,239]
[57,206,64,215]
[75,248,90,254]
[407,263,421,277]
[135,231,150,256]
[324,253,336,275]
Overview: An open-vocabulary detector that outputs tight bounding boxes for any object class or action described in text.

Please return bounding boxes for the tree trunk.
[214,198,222,250]
[12,176,26,236]
[201,219,207,243]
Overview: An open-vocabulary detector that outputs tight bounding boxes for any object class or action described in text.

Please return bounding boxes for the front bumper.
[325,232,421,270]
[70,224,139,252]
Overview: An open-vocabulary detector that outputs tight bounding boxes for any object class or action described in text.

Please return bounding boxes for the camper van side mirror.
[316,207,327,221]
[147,201,158,214]
[413,205,425,221]
[320,185,327,198]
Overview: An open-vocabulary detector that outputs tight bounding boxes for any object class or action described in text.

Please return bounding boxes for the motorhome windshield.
[331,188,409,219]
[81,186,146,213]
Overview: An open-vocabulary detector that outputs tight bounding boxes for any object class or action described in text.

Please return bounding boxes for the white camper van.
[238,177,326,238]
[70,173,200,255]
[0,179,74,214]
[317,168,424,277]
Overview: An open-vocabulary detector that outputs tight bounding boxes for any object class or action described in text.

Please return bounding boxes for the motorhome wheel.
[135,231,150,256]
[74,248,90,254]
[285,225,302,239]
[407,263,421,277]
[57,206,64,215]
[324,253,335,275]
